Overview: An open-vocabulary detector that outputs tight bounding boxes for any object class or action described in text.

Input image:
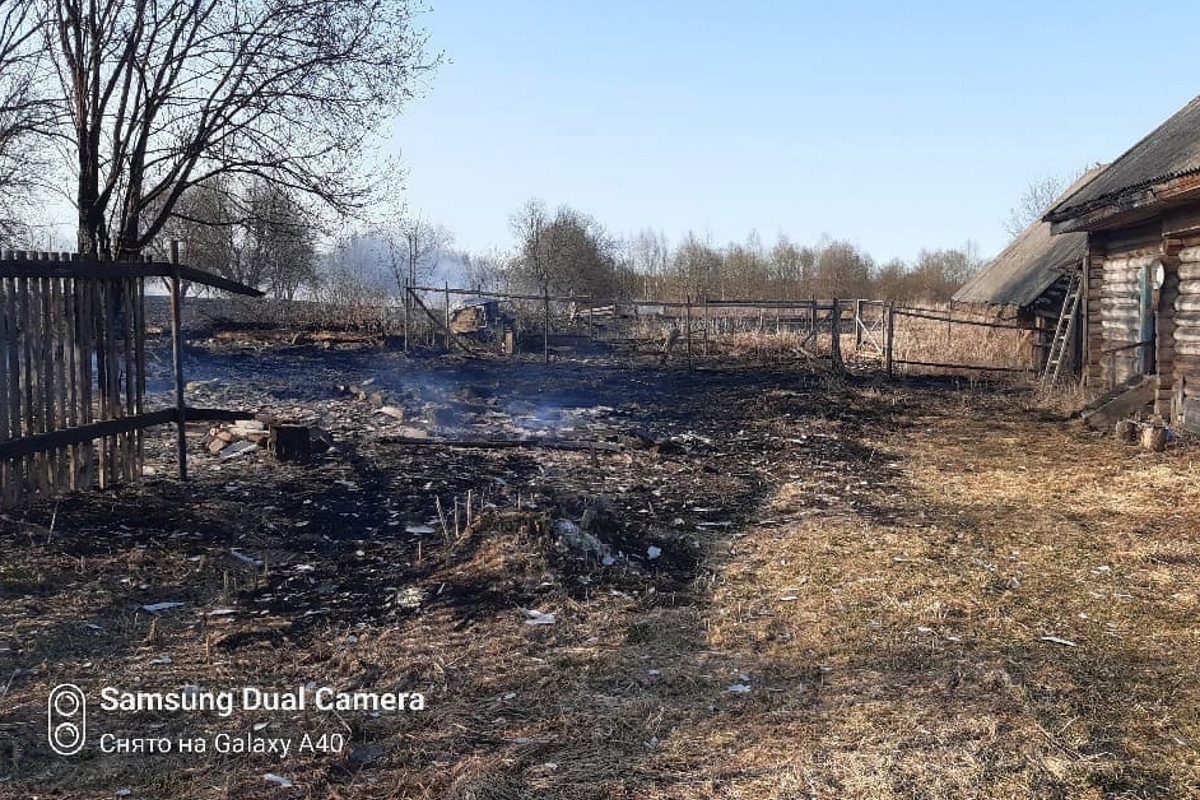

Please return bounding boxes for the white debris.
[207,608,237,617]
[141,602,185,613]
[219,440,258,461]
[405,524,436,535]
[263,773,293,788]
[377,406,406,421]
[394,587,426,609]
[647,546,662,560]
[149,655,172,665]
[116,790,132,798]
[1040,635,1077,647]
[727,683,752,694]
[523,609,557,626]
[601,554,616,566]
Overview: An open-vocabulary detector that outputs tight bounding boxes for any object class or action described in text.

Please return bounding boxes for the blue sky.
[386,1,1200,264]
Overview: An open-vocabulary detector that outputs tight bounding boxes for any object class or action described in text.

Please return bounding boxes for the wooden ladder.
[1042,270,1083,386]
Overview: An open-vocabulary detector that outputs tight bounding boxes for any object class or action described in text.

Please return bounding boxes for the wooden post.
[854,299,863,351]
[169,241,187,481]
[685,295,693,369]
[443,282,451,351]
[403,282,410,353]
[703,297,709,356]
[543,286,550,363]
[830,298,844,374]
[885,303,895,379]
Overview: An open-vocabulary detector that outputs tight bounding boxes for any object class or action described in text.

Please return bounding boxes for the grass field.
[1,361,1197,799]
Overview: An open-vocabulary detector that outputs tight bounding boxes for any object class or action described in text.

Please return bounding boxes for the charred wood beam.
[378,436,623,454]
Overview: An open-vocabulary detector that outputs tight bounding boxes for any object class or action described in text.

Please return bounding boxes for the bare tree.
[1003,175,1073,238]
[153,177,238,277]
[0,1,50,239]
[26,0,437,258]
[510,198,548,287]
[239,180,318,300]
[386,214,452,293]
[811,239,874,299]
[768,235,815,296]
[670,231,723,300]
[627,228,670,296]
[460,248,510,293]
[510,201,620,298]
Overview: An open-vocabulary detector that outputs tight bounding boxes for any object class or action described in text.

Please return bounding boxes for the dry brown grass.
[700,396,1200,799]
[890,311,1033,375]
[4,378,1200,798]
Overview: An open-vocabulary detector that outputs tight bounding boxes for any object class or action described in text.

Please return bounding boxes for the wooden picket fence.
[0,249,261,509]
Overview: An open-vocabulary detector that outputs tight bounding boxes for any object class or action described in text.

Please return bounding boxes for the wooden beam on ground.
[378,436,623,454]
[1081,374,1159,430]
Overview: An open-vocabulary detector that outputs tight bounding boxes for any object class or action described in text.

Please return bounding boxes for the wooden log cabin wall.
[1084,222,1200,421]
[1167,237,1200,419]
[1089,232,1160,387]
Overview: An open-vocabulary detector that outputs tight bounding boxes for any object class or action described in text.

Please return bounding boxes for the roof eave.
[1046,172,1200,234]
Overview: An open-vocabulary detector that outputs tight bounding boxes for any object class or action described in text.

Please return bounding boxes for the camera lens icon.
[47,684,87,756]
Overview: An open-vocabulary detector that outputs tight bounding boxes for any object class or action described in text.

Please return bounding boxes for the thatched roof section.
[955,167,1104,308]
[1046,95,1200,227]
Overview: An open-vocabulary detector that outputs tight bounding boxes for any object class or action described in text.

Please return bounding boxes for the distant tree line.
[448,199,983,305]
[164,184,1043,307]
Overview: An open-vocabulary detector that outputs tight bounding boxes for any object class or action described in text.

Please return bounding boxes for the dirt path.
[1,361,1198,799]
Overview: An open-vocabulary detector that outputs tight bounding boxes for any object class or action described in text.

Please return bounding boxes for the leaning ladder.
[1042,270,1083,386]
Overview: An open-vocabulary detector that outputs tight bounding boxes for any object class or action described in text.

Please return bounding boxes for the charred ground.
[1,346,1198,799]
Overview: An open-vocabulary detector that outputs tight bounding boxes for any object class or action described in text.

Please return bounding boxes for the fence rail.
[0,248,261,508]
[884,304,1037,377]
[392,286,1037,377]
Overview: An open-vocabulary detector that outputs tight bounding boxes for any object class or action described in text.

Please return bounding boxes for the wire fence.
[186,284,1043,378]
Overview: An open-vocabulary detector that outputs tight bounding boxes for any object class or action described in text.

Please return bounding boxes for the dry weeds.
[2,371,1199,799]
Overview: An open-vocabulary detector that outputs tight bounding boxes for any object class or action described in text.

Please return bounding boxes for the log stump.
[1141,426,1168,453]
[270,424,312,463]
[1114,419,1138,444]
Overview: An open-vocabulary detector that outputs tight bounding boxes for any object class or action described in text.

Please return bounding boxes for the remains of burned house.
[448,296,510,336]
[1044,94,1200,429]
[953,167,1105,376]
